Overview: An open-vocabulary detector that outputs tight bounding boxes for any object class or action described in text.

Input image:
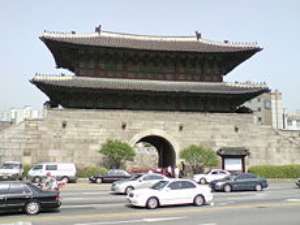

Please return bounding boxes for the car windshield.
[151,180,169,190]
[129,174,143,180]
[1,163,19,169]
[229,175,238,180]
[32,165,43,170]
[205,170,212,174]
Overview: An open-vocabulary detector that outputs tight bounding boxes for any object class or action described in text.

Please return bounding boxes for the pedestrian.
[167,166,172,177]
[174,166,180,178]
[180,161,186,178]
[43,172,58,191]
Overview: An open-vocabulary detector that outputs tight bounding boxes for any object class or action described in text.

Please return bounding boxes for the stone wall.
[0,121,12,131]
[0,109,299,169]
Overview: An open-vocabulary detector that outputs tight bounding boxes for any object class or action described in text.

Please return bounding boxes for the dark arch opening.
[136,135,176,168]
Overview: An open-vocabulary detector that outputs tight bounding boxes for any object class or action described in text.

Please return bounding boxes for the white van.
[0,161,23,180]
[28,162,77,183]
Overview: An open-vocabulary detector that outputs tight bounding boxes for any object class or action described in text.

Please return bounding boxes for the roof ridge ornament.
[195,31,202,40]
[95,25,102,34]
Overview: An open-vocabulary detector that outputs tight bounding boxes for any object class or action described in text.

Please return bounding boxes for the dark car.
[89,169,131,183]
[210,173,268,192]
[0,181,61,215]
[296,178,300,188]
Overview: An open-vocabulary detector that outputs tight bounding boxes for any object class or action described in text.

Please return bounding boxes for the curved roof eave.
[39,30,262,54]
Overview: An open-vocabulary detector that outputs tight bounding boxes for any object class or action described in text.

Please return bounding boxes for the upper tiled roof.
[31,75,269,95]
[40,30,261,53]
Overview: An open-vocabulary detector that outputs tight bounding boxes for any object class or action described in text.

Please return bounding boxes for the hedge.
[248,165,300,178]
[77,166,108,178]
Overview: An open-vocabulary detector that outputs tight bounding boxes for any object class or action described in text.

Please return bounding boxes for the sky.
[0,0,299,111]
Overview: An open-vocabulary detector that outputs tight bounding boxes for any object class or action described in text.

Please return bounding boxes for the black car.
[210,173,268,192]
[0,181,61,215]
[296,178,300,188]
[89,169,131,183]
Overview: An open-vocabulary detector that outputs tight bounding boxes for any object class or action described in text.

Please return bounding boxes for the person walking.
[43,172,58,191]
[174,166,180,178]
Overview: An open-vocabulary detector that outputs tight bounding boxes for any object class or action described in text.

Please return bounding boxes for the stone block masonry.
[0,109,299,169]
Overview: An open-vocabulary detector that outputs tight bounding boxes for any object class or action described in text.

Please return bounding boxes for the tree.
[179,145,218,173]
[99,139,136,169]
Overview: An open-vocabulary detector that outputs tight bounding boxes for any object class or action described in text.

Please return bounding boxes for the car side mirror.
[165,187,171,192]
[138,178,142,182]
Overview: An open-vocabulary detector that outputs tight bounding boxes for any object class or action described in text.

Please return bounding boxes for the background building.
[284,111,300,130]
[244,90,284,129]
[0,106,44,124]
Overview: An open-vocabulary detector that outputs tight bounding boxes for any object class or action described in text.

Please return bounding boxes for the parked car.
[193,169,231,184]
[209,173,268,192]
[89,169,131,183]
[0,181,61,215]
[0,161,23,181]
[127,179,213,209]
[28,162,77,183]
[111,173,168,194]
[296,178,300,188]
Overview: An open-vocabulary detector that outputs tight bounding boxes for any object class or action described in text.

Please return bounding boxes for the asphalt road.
[0,181,300,225]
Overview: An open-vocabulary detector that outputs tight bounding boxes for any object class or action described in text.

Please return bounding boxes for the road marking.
[143,217,185,222]
[286,198,300,202]
[63,197,87,200]
[0,222,32,225]
[62,192,110,196]
[198,223,217,225]
[217,201,235,206]
[61,203,124,209]
[75,216,186,225]
[62,196,124,202]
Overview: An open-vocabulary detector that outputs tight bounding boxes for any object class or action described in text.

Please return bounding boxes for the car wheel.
[194,195,205,206]
[96,178,102,184]
[200,178,207,184]
[33,176,41,183]
[62,176,70,183]
[224,184,232,192]
[146,197,159,209]
[25,201,40,215]
[125,186,134,195]
[255,184,263,191]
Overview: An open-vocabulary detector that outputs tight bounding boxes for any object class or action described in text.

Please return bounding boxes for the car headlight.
[133,193,140,198]
[215,182,225,186]
[115,184,122,189]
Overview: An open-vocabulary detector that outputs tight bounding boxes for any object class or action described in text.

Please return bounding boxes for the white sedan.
[111,173,168,194]
[193,169,230,184]
[127,179,213,209]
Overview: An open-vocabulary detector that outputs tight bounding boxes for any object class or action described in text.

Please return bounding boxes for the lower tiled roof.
[31,75,269,95]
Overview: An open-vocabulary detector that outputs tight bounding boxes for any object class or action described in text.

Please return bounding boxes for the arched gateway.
[129,130,179,168]
[13,27,296,172]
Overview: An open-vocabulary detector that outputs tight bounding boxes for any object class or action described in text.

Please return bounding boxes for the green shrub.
[180,145,218,174]
[77,166,108,178]
[248,165,300,178]
[99,139,136,169]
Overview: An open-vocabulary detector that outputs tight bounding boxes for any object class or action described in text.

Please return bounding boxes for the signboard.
[224,158,242,171]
